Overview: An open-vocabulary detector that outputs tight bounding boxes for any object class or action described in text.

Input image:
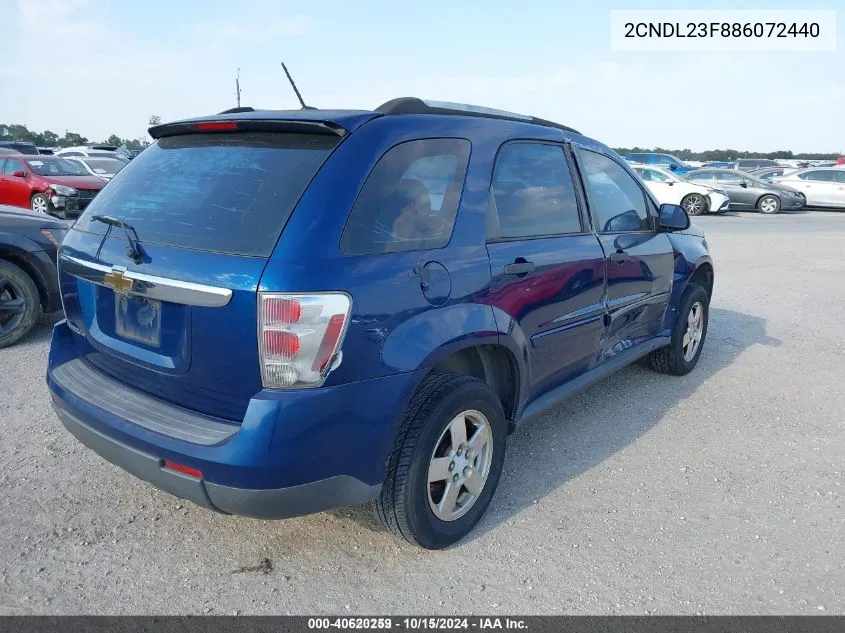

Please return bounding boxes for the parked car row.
[626,152,845,212]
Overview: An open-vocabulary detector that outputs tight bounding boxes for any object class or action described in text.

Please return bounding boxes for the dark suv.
[47,99,714,549]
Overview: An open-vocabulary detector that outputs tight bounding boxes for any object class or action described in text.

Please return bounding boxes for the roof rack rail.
[218,106,256,114]
[375,97,579,134]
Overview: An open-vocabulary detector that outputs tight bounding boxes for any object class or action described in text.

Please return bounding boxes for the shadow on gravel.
[465,306,780,542]
[338,307,781,541]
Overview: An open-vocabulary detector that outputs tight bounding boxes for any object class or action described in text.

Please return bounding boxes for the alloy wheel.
[682,301,704,361]
[683,194,705,215]
[427,409,494,522]
[0,275,27,337]
[31,196,48,214]
[760,197,778,213]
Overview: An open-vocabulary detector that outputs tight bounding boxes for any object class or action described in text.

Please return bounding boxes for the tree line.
[613,147,841,161]
[3,121,841,160]
[0,122,152,150]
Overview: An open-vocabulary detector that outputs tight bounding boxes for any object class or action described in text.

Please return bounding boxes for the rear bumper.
[55,404,380,518]
[47,319,425,519]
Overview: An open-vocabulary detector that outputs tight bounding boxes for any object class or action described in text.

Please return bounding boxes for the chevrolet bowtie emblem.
[103,268,133,294]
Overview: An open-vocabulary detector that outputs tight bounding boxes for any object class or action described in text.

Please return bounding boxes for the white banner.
[610,10,837,52]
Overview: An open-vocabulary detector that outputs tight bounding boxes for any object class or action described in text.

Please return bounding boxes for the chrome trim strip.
[59,254,233,308]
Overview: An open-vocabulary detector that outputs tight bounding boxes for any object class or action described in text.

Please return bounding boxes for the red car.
[0,154,106,219]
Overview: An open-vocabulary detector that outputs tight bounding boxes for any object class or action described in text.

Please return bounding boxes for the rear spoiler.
[148,119,349,139]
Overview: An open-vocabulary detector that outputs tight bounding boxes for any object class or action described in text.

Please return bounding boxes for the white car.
[55,146,129,162]
[773,167,845,208]
[63,156,127,181]
[631,164,730,215]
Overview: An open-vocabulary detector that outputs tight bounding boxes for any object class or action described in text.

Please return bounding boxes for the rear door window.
[490,142,582,238]
[74,133,339,257]
[717,171,747,185]
[799,170,835,182]
[340,138,470,256]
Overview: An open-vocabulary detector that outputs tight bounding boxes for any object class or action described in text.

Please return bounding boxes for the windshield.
[74,132,339,257]
[81,157,125,175]
[26,158,90,176]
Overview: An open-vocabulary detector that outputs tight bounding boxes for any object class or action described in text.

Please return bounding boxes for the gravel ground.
[0,210,843,615]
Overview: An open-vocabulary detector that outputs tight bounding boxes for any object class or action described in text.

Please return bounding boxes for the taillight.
[258,293,351,389]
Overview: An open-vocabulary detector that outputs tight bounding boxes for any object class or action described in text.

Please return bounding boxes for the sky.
[0,0,842,152]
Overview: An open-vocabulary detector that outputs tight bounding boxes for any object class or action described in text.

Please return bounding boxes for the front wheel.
[375,373,507,549]
[648,283,709,376]
[757,195,780,214]
[30,193,50,215]
[681,193,707,216]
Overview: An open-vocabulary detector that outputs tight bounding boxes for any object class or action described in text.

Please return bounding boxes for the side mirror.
[12,170,26,178]
[739,181,748,188]
[668,164,678,171]
[658,203,690,231]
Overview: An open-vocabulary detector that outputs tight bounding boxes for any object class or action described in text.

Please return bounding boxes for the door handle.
[610,251,630,263]
[503,260,535,276]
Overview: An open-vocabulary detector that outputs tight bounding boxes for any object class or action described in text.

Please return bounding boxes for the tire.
[648,283,709,376]
[375,372,507,549]
[30,193,50,215]
[0,260,42,349]
[757,194,780,214]
[681,193,708,216]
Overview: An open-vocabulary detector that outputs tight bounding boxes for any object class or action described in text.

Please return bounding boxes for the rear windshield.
[74,132,339,256]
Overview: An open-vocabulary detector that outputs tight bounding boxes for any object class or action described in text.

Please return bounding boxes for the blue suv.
[47,98,713,549]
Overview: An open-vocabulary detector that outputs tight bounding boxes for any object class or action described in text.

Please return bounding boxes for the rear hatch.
[58,128,342,421]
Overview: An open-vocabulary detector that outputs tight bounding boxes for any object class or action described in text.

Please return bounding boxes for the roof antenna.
[235,67,242,108]
[281,62,316,110]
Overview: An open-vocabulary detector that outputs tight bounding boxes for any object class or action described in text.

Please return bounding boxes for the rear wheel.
[375,373,507,549]
[0,260,41,348]
[681,193,707,216]
[648,283,709,376]
[757,195,780,214]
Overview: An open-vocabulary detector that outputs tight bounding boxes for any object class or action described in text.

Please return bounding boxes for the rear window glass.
[340,138,470,256]
[74,133,339,257]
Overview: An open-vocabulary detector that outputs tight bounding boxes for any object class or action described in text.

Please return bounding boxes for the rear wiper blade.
[91,215,146,265]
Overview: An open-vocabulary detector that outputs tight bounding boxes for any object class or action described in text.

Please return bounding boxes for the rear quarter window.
[74,133,339,257]
[340,138,470,256]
